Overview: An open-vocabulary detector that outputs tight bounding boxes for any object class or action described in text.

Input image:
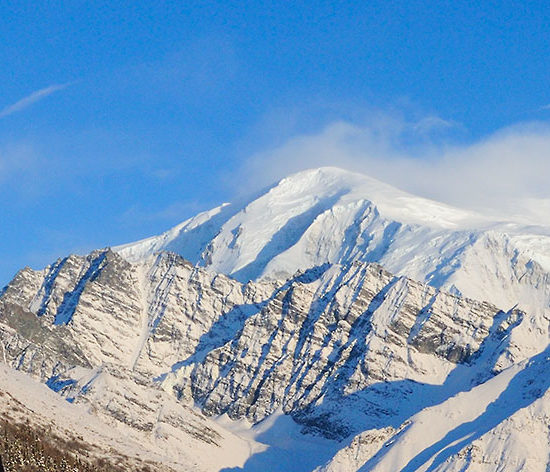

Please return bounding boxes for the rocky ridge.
[1,246,545,470]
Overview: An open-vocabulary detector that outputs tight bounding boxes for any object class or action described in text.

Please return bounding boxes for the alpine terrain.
[1,167,549,471]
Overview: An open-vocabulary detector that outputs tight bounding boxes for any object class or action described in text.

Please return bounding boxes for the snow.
[0,362,260,472]
[115,202,234,263]
[115,166,550,361]
[129,262,158,370]
[115,167,493,271]
[317,345,550,472]
[215,408,342,472]
[114,167,550,287]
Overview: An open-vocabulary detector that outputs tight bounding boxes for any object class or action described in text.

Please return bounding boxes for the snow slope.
[318,348,550,472]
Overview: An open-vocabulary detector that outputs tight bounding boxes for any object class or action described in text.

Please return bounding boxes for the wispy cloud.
[0,83,71,119]
[412,116,458,134]
[119,200,207,227]
[237,115,550,227]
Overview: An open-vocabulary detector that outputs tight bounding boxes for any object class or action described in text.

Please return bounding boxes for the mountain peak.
[266,166,486,229]
[114,166,550,316]
[115,166,481,275]
[3,170,550,472]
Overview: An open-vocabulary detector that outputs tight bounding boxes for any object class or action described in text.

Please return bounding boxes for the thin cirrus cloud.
[0,82,72,119]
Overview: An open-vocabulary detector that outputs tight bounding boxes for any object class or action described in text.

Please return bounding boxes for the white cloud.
[237,117,550,226]
[0,83,71,119]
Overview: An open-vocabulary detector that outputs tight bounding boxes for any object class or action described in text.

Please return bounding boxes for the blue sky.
[2,1,550,284]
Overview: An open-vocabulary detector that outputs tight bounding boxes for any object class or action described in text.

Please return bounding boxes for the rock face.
[1,246,546,471]
[0,167,549,471]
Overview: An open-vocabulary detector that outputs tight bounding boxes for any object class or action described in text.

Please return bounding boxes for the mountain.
[0,167,549,471]
[116,167,550,359]
[115,167,550,311]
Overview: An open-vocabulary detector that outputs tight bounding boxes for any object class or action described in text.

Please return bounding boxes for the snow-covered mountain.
[116,167,550,358]
[1,167,549,471]
[116,167,550,310]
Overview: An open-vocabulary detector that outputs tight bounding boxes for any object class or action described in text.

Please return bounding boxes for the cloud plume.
[238,117,550,227]
[0,83,71,118]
